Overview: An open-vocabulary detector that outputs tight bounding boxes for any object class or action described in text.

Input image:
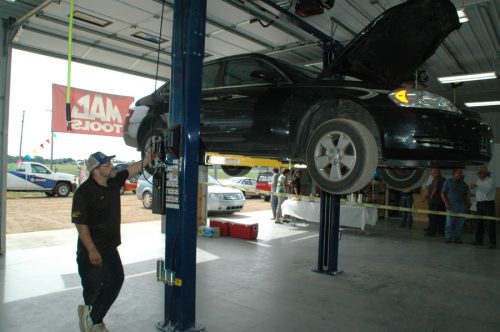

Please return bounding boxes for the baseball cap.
[87,151,116,172]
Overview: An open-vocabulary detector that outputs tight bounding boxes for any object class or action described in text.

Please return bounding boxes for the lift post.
[314,191,342,275]
[156,1,207,331]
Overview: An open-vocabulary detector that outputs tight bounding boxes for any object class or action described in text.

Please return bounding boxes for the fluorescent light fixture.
[457,8,469,23]
[437,71,497,84]
[73,11,112,27]
[464,101,500,107]
[132,31,168,44]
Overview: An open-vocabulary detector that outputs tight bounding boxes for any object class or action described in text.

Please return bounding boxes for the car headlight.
[389,88,461,114]
[209,193,224,200]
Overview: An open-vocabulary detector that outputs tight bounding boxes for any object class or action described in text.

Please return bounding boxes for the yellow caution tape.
[217,183,500,222]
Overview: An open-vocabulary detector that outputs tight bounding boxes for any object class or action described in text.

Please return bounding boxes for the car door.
[200,57,292,156]
[26,163,56,191]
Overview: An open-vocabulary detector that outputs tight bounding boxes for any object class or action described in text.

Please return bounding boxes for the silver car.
[136,174,245,213]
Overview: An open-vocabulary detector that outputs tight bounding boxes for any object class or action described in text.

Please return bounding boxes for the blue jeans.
[445,213,465,240]
[271,194,278,218]
[77,247,124,324]
[400,195,413,227]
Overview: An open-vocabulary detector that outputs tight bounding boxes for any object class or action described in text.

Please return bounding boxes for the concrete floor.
[1,210,500,332]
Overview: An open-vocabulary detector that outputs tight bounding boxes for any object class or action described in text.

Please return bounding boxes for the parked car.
[256,172,272,201]
[123,0,492,194]
[135,174,153,209]
[114,163,139,195]
[136,174,245,213]
[222,177,258,197]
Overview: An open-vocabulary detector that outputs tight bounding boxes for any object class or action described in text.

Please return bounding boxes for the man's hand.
[89,247,102,266]
[469,183,477,189]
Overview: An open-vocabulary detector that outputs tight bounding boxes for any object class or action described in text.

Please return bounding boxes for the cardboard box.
[209,219,230,236]
[229,222,258,240]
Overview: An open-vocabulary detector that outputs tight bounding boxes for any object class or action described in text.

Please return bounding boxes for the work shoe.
[489,244,496,249]
[78,305,93,332]
[90,323,110,332]
[472,241,483,246]
[445,238,453,243]
[454,238,462,244]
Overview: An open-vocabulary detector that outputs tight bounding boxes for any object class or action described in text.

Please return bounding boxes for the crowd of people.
[268,166,497,249]
[401,167,496,248]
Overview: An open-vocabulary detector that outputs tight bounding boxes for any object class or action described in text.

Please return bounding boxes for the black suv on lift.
[123,0,492,194]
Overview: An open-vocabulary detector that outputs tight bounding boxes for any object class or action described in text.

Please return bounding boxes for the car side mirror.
[250,70,281,84]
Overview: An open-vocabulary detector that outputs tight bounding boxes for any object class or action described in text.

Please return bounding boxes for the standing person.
[399,190,414,228]
[470,166,496,249]
[425,169,446,236]
[269,167,280,220]
[441,169,468,244]
[290,170,302,196]
[73,151,155,332]
[275,168,290,223]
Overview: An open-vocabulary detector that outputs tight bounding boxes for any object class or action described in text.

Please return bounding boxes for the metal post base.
[155,321,206,332]
[312,268,343,276]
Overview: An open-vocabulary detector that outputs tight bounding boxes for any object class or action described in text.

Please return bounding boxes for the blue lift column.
[156,1,207,331]
[314,191,342,275]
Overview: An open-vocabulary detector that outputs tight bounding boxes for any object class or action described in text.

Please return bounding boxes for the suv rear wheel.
[378,168,430,192]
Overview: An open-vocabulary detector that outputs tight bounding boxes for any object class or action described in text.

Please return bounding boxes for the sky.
[8,49,164,162]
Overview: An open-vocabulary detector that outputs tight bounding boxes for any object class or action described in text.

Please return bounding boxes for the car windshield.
[208,175,221,186]
[282,60,318,80]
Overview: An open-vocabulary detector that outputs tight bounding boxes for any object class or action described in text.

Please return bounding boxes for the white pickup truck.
[7,162,77,197]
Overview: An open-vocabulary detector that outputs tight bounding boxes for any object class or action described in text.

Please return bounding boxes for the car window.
[208,175,221,185]
[31,164,50,174]
[202,63,220,89]
[223,59,282,86]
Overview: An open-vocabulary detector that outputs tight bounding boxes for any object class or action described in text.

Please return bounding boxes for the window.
[223,59,280,86]
[31,164,50,174]
[202,64,220,89]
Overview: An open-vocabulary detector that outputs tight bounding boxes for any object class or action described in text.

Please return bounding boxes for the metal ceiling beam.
[20,25,172,68]
[35,13,172,56]
[152,0,274,49]
[8,0,58,37]
[221,0,315,43]
[12,44,166,81]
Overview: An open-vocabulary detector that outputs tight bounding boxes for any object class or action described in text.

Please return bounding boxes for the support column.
[0,18,15,255]
[314,191,342,275]
[157,1,207,331]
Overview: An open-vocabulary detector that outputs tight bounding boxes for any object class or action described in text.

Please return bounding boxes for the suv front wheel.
[306,119,378,194]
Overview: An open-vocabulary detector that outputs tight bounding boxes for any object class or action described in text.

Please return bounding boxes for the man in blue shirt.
[441,169,468,243]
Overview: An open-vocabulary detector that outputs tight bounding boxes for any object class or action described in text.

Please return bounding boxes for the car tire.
[140,128,165,174]
[306,119,378,194]
[263,195,270,202]
[55,183,71,197]
[142,191,153,209]
[45,191,56,197]
[221,166,251,177]
[378,168,430,192]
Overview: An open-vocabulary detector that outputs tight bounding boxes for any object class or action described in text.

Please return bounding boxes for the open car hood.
[321,0,460,86]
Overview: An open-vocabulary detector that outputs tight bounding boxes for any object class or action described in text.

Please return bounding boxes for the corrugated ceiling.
[1,0,499,111]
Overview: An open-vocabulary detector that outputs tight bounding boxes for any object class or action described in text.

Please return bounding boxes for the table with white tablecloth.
[281,199,377,231]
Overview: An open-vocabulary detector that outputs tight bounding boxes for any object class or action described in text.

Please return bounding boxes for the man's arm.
[75,224,102,266]
[127,152,155,178]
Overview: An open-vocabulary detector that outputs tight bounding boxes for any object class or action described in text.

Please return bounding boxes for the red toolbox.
[229,222,259,240]
[209,218,230,236]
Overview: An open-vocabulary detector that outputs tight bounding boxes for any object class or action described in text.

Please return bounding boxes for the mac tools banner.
[52,84,134,137]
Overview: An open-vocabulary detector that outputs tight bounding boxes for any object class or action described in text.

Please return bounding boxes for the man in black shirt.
[73,151,154,332]
[425,169,446,236]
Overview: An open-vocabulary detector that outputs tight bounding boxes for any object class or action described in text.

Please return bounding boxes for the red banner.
[52,84,134,137]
